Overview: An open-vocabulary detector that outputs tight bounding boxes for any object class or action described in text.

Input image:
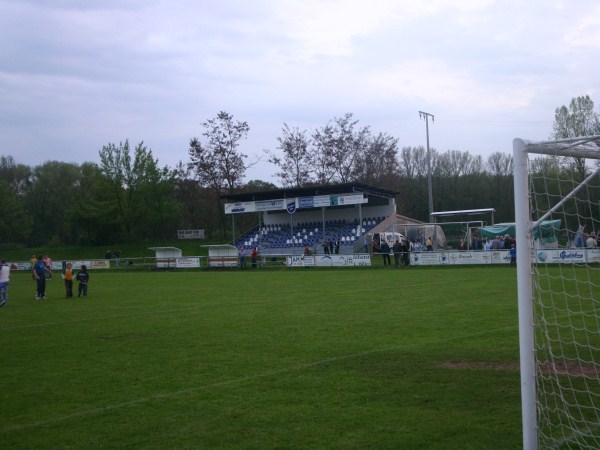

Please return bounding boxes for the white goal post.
[513,135,600,450]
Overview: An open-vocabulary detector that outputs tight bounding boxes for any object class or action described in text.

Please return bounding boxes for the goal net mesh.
[524,137,600,448]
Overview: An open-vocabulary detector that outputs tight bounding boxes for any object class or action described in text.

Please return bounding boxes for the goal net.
[514,136,600,450]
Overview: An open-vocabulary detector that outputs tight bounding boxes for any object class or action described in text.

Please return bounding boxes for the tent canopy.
[478,220,561,243]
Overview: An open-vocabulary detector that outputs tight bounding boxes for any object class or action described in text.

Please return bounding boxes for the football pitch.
[0,266,522,449]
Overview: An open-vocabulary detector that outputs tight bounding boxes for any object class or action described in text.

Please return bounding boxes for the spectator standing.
[76,265,90,297]
[483,239,490,251]
[239,247,246,268]
[491,236,502,250]
[328,239,334,255]
[381,239,391,266]
[392,240,402,268]
[0,258,10,307]
[323,240,330,254]
[402,239,411,266]
[33,255,51,300]
[509,244,517,266]
[105,250,112,260]
[576,223,586,247]
[63,262,74,298]
[334,238,340,254]
[426,237,433,251]
[251,247,258,268]
[413,239,422,253]
[114,249,121,266]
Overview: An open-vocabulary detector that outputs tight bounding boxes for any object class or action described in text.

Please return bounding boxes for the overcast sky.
[1,0,599,183]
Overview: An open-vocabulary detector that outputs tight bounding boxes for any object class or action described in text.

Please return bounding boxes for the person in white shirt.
[0,258,10,307]
[586,234,598,248]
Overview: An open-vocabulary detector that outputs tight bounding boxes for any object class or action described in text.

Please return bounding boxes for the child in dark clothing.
[76,265,90,297]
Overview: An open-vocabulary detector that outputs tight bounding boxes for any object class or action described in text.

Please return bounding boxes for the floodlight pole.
[419,111,435,222]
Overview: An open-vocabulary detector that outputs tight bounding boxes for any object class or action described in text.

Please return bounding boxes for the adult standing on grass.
[0,257,10,307]
[239,247,246,268]
[251,247,258,269]
[393,239,402,268]
[33,254,51,300]
[76,265,90,297]
[380,239,391,266]
[402,238,411,267]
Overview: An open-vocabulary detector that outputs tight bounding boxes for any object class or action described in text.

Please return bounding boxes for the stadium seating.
[235,216,384,254]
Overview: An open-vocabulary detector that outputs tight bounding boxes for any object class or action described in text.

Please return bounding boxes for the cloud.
[1,0,599,178]
[368,59,536,111]
[563,5,600,50]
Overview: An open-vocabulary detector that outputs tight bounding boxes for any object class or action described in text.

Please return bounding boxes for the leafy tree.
[243,179,278,192]
[66,162,118,246]
[137,160,178,241]
[552,95,600,178]
[0,155,32,198]
[25,161,82,245]
[172,162,212,232]
[268,124,312,188]
[0,180,32,244]
[99,140,166,242]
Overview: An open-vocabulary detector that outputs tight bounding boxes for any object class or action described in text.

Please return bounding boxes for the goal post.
[513,135,600,450]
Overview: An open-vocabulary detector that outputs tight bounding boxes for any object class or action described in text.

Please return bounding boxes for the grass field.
[0,266,523,449]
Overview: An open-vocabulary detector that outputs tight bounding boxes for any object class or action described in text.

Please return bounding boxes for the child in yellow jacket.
[63,262,74,298]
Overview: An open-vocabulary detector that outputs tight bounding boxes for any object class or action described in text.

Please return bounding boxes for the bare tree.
[354,132,399,186]
[312,113,370,184]
[268,123,313,188]
[486,152,513,176]
[188,111,254,195]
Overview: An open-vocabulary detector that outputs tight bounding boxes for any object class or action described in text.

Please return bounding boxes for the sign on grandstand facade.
[177,229,205,239]
[225,193,367,214]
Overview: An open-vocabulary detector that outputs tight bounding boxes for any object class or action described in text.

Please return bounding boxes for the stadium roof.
[221,182,400,202]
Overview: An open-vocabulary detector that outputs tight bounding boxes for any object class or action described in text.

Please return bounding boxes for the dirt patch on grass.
[441,360,599,377]
[440,361,520,371]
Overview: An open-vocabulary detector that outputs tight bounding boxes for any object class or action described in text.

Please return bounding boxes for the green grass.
[0,266,523,449]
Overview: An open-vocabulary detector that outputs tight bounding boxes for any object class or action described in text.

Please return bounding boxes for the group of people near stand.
[378,239,413,268]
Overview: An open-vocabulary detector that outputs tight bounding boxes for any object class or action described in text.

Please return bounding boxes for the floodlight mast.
[419,111,435,222]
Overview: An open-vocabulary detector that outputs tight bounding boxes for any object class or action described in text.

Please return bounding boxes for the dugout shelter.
[148,247,182,268]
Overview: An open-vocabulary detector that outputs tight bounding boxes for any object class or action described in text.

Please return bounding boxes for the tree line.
[1,97,598,248]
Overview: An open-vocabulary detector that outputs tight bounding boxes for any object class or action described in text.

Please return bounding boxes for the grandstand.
[222,183,404,255]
